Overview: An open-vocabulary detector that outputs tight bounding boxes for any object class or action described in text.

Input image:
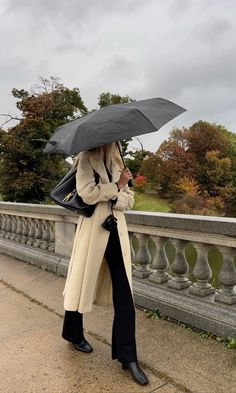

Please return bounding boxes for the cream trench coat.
[62,150,135,313]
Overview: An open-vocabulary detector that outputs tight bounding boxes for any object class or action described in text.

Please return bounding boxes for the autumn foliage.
[171,175,225,215]
[140,121,236,216]
[0,77,87,202]
[133,174,147,193]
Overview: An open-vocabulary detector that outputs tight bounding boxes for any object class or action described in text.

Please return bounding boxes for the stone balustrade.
[0,202,235,338]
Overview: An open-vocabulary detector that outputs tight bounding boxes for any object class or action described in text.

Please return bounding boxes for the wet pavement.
[0,253,235,393]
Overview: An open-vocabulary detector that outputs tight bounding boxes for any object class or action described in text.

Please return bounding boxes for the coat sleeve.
[76,152,119,205]
[113,185,135,211]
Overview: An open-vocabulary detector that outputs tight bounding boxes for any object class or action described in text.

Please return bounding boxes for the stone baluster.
[33,219,43,248]
[21,217,29,244]
[15,216,23,242]
[48,221,55,252]
[0,214,6,237]
[40,220,51,250]
[133,233,152,278]
[128,231,136,271]
[4,215,12,239]
[167,239,191,289]
[215,247,236,304]
[2,214,8,237]
[26,218,36,246]
[10,216,17,241]
[149,235,170,284]
[189,242,215,296]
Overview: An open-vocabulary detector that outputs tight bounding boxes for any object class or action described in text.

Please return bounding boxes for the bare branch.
[38,77,49,93]
[32,76,61,94]
[0,113,22,127]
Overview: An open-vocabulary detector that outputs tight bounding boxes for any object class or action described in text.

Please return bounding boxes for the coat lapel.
[111,162,122,183]
[89,150,122,184]
[89,154,110,184]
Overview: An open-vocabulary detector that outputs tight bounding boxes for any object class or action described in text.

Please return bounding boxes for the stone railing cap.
[0,202,236,236]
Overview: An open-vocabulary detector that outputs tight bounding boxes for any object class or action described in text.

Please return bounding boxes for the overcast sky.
[1,0,236,151]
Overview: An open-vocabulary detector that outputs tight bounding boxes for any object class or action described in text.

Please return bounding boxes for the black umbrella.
[43,97,186,155]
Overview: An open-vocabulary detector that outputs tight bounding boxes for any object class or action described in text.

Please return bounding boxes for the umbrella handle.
[128,179,133,187]
[116,142,133,188]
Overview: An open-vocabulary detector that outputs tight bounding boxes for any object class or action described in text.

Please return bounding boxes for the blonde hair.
[102,143,124,171]
[74,143,124,171]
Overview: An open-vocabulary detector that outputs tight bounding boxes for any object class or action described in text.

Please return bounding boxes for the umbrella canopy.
[43,97,186,155]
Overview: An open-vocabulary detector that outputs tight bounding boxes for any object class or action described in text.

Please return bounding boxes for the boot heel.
[121,362,149,385]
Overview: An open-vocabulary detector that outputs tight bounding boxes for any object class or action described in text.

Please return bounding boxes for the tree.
[98,92,135,157]
[225,131,236,213]
[0,77,88,203]
[125,148,149,176]
[141,121,236,215]
[156,136,195,197]
[139,152,161,189]
[184,121,231,190]
[171,176,225,216]
[205,151,233,197]
[140,128,195,196]
[133,175,147,193]
[98,92,134,108]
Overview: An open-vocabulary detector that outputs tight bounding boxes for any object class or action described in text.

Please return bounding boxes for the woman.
[61,142,149,386]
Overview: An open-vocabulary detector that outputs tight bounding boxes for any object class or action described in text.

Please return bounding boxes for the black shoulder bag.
[49,165,99,217]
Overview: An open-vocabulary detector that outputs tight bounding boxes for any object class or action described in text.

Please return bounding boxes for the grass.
[132,191,170,212]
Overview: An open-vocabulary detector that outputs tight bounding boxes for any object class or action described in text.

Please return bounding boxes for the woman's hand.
[116,167,132,190]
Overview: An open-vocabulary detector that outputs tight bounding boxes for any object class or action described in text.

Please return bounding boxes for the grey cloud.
[0,56,48,89]
[168,0,193,16]
[102,55,139,82]
[194,18,232,42]
[3,0,150,55]
[204,19,232,39]
[1,0,236,152]
[5,0,147,25]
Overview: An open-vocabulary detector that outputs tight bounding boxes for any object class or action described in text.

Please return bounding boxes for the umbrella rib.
[134,108,157,131]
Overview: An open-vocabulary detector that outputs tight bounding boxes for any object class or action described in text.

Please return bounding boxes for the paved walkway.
[0,253,235,393]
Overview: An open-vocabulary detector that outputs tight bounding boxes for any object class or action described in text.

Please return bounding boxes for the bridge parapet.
[0,203,235,337]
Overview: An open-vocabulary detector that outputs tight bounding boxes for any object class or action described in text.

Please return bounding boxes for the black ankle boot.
[122,362,149,385]
[73,339,93,353]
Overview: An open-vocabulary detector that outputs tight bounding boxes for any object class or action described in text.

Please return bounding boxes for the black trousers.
[62,227,137,363]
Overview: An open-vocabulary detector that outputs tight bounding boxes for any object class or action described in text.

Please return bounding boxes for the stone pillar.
[55,221,76,257]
